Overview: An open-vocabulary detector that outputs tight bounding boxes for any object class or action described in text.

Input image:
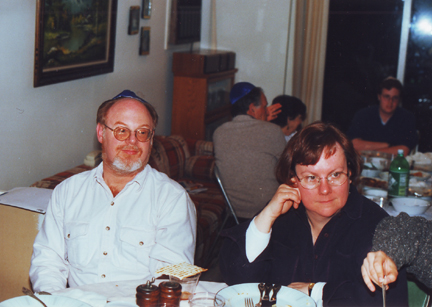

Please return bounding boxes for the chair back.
[214,165,239,225]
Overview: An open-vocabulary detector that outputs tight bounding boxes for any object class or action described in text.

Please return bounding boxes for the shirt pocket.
[119,226,156,267]
[64,222,90,267]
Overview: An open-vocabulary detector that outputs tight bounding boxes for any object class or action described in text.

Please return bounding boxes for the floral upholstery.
[31,135,224,267]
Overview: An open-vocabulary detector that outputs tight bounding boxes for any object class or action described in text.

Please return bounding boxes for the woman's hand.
[361,251,398,292]
[267,103,282,121]
[288,282,309,295]
[254,184,301,233]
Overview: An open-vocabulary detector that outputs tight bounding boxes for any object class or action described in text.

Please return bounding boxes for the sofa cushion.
[186,139,214,156]
[185,155,215,181]
[149,135,190,180]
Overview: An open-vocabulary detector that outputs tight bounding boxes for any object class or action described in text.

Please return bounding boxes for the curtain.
[292,0,330,125]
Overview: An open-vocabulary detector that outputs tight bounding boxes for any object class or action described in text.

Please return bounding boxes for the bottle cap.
[398,149,404,155]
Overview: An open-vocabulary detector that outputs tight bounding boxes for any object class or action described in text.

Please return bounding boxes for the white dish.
[370,157,389,170]
[217,283,316,307]
[391,197,431,216]
[361,169,381,178]
[410,170,431,181]
[379,171,389,181]
[105,302,137,307]
[0,295,91,307]
[365,188,388,198]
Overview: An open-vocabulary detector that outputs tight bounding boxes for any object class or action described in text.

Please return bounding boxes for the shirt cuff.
[310,282,325,307]
[245,217,271,262]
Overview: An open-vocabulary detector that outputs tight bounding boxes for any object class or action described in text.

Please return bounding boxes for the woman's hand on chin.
[254,184,301,233]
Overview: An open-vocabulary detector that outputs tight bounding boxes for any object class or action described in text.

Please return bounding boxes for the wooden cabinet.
[171,50,237,141]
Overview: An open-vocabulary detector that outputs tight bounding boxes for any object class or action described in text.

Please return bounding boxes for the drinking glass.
[169,273,201,300]
[189,292,225,307]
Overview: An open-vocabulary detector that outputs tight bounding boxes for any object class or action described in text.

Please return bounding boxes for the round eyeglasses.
[296,172,349,189]
[104,124,154,142]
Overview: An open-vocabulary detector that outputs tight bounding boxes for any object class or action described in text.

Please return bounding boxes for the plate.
[217,283,316,307]
[0,295,91,307]
[410,170,431,181]
[105,301,137,307]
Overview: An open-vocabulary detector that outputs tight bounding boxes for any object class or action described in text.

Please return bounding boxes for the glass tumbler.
[189,292,225,307]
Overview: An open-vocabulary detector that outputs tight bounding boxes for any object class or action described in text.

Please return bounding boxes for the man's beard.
[102,144,145,174]
[112,156,143,173]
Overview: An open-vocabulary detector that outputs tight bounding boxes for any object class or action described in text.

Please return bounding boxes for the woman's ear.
[288,177,298,188]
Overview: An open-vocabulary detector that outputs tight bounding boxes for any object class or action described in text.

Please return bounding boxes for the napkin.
[55,289,108,307]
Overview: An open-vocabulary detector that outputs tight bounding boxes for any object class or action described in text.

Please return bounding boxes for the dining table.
[51,278,228,307]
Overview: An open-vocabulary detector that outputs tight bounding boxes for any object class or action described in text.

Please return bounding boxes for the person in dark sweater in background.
[270,95,307,143]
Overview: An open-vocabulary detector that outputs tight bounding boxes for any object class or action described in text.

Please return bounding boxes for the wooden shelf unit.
[171,50,237,140]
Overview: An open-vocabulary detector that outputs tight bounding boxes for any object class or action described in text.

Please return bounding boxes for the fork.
[245,297,254,307]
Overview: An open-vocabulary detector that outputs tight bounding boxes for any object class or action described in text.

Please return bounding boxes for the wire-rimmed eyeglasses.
[104,124,154,142]
[296,172,349,189]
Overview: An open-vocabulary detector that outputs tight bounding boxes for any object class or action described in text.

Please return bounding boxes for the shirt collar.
[94,162,150,191]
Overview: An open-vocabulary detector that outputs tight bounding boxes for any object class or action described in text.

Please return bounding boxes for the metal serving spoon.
[22,287,48,307]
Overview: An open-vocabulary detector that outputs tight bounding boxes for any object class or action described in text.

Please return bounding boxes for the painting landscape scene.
[42,0,112,71]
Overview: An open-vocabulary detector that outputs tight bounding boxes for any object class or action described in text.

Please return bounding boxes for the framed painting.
[128,6,140,35]
[34,0,118,87]
[142,0,152,19]
[140,27,150,55]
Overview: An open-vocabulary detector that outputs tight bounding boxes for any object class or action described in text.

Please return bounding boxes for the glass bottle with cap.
[388,149,410,197]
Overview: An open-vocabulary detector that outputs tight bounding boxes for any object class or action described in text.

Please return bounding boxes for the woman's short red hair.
[276,121,362,185]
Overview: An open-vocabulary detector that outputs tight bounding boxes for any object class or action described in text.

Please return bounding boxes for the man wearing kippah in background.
[213,82,286,221]
[30,90,197,292]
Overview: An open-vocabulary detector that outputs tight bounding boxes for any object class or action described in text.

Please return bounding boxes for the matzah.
[155,262,207,279]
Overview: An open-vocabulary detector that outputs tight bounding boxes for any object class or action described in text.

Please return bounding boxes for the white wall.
[0,0,296,191]
[201,0,296,101]
[0,1,185,190]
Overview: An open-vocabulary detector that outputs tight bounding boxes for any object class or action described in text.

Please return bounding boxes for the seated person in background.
[270,95,306,143]
[30,90,197,292]
[213,82,286,220]
[347,77,417,156]
[219,122,408,307]
[361,212,432,291]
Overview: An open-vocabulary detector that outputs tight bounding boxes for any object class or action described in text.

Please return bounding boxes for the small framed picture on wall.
[142,0,152,19]
[140,27,150,55]
[128,6,140,35]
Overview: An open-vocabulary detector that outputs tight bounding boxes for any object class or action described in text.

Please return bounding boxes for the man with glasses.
[30,90,197,292]
[347,77,417,156]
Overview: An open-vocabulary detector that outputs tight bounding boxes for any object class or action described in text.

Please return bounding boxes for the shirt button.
[106,226,110,231]
[103,252,107,256]
[67,234,70,238]
[315,254,318,260]
[101,274,106,278]
[110,202,114,206]
[324,233,329,238]
[139,241,144,246]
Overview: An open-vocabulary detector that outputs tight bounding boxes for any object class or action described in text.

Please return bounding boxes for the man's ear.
[246,103,256,117]
[96,123,104,144]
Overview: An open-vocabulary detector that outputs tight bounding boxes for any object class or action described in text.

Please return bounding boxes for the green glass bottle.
[388,149,410,197]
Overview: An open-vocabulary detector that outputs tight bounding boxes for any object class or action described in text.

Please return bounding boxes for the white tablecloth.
[52,279,228,307]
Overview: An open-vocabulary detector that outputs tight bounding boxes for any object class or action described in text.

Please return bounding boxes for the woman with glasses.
[219,122,408,307]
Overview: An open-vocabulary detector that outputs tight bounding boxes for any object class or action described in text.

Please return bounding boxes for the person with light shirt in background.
[270,95,307,143]
[30,90,197,292]
[347,77,417,156]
